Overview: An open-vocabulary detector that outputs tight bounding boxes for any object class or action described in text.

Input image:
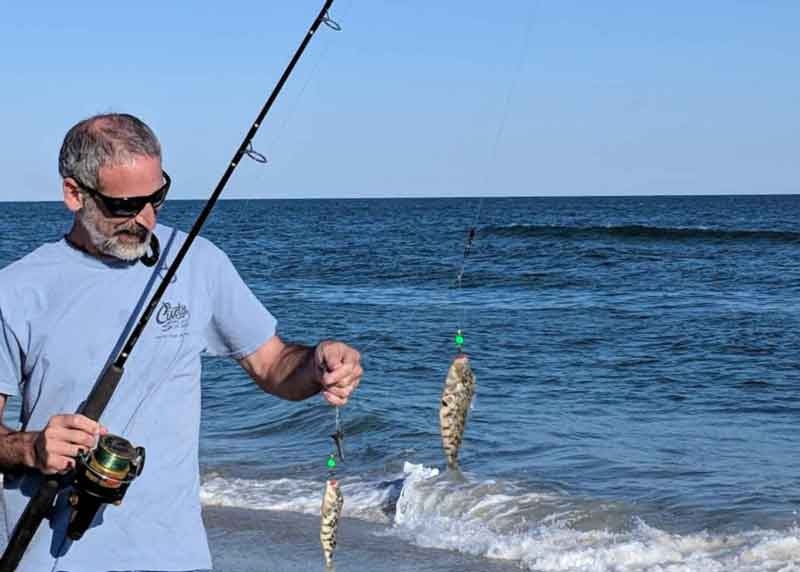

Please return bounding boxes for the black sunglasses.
[75,170,171,218]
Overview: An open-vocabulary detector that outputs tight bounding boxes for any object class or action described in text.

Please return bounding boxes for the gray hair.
[58,113,161,190]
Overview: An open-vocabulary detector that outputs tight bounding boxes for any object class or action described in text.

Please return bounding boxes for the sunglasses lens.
[85,171,169,217]
[150,187,168,209]
[119,204,144,217]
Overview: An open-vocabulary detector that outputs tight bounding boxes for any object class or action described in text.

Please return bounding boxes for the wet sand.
[204,506,520,572]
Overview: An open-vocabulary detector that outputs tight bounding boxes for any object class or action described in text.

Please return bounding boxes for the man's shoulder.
[0,241,69,317]
[156,224,227,266]
[0,240,64,281]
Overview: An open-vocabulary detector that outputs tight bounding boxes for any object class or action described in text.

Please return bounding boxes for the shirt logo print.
[156,301,191,332]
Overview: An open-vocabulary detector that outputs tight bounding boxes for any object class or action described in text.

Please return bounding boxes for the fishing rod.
[0,1,337,569]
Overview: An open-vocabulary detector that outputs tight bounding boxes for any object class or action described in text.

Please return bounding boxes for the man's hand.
[33,414,107,475]
[314,341,362,406]
[239,336,363,402]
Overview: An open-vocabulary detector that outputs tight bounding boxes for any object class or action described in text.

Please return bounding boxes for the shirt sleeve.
[203,243,277,359]
[0,304,23,397]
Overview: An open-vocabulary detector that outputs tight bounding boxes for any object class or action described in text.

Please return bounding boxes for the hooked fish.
[320,477,344,566]
[439,353,476,470]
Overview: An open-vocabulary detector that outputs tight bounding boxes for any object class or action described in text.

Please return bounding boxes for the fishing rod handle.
[79,364,124,422]
[0,476,60,572]
[0,362,120,571]
[0,362,121,571]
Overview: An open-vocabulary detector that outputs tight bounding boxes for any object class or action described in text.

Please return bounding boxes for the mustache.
[114,224,149,239]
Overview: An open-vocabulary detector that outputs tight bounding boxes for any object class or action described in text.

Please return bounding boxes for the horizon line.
[2,192,799,204]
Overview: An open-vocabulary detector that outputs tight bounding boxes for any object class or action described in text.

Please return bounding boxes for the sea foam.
[199,464,800,572]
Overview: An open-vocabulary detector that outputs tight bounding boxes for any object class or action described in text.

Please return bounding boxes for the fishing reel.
[67,434,145,540]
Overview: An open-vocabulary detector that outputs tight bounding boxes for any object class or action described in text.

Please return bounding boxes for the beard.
[79,199,151,261]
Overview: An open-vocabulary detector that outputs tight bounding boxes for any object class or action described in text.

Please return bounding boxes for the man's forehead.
[99,155,161,175]
[97,156,163,194]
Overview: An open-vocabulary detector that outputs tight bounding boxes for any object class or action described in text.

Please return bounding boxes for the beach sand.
[0,483,515,571]
[204,506,520,572]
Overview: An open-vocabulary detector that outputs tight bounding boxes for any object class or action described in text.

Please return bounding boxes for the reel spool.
[67,434,145,540]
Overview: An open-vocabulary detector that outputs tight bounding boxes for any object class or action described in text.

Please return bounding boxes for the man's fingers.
[322,381,355,399]
[47,427,98,449]
[52,414,105,435]
[321,363,363,389]
[48,441,88,459]
[41,427,100,455]
[39,455,75,475]
[319,343,343,371]
[342,348,361,365]
[319,342,361,370]
[322,391,348,407]
[34,440,79,474]
[35,414,106,474]
[321,371,361,405]
[316,342,362,406]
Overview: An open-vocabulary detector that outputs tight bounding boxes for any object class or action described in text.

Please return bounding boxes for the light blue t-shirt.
[0,224,277,572]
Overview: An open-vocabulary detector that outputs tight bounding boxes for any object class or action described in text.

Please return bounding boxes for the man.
[0,113,362,571]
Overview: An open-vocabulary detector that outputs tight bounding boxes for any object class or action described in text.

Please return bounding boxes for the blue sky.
[1,1,798,200]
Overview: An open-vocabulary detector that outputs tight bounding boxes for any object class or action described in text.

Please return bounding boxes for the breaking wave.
[200,463,800,572]
[482,224,800,243]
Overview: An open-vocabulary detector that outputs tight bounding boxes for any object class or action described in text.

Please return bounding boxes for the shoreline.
[203,505,520,572]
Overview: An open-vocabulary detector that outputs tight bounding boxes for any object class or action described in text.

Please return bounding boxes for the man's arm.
[0,395,106,474]
[0,396,37,470]
[239,335,362,406]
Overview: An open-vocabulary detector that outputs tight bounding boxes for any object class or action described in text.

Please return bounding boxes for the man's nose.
[134,202,157,231]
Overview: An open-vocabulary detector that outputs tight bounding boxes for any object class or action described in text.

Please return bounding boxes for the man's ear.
[63,178,84,213]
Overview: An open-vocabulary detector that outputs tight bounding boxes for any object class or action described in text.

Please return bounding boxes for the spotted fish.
[320,477,344,566]
[439,353,476,470]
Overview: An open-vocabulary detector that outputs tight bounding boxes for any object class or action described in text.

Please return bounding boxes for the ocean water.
[1,196,799,571]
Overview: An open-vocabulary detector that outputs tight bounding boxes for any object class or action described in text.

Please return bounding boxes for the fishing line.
[437,10,538,473]
[250,0,353,173]
[330,406,344,467]
[345,3,539,360]
[454,2,537,353]
[319,2,538,477]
